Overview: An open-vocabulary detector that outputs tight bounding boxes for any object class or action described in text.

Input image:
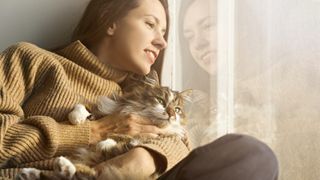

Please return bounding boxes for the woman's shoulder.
[2,42,51,56]
[0,42,65,70]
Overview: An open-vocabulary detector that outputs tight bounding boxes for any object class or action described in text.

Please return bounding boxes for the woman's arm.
[94,136,190,178]
[0,43,92,167]
[91,114,191,176]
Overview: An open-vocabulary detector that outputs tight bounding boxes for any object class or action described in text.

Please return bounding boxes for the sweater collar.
[56,40,128,83]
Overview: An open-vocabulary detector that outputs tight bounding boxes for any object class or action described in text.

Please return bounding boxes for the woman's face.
[100,0,167,75]
[183,0,217,75]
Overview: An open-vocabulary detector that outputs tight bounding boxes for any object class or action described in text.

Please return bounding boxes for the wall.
[0,0,90,51]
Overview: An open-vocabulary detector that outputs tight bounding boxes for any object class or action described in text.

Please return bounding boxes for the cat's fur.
[16,72,192,180]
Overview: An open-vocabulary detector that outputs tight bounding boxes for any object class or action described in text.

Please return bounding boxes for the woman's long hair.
[72,0,169,80]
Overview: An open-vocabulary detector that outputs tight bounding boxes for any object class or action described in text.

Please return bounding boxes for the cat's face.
[124,85,192,125]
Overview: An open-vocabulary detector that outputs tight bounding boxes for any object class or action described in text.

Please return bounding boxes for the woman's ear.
[107,23,117,36]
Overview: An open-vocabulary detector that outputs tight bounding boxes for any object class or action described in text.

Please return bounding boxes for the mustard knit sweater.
[0,41,190,179]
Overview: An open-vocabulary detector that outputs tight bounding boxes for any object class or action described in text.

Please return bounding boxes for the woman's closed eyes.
[146,21,156,29]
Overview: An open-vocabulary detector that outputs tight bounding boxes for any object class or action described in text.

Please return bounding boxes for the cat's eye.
[175,107,182,114]
[156,97,165,106]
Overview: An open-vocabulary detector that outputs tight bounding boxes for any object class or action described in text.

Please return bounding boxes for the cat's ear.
[180,89,194,102]
[181,89,210,117]
[180,89,209,105]
[188,90,209,103]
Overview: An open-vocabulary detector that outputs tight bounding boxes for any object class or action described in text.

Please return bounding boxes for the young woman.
[0,0,278,179]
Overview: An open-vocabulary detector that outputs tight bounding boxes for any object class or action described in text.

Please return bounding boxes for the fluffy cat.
[16,73,192,180]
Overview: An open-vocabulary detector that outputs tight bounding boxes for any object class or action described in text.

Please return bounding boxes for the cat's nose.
[166,108,175,118]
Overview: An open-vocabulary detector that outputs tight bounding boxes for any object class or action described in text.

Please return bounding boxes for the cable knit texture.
[0,41,190,179]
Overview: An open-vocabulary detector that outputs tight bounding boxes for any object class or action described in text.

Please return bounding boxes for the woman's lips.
[199,51,215,66]
[145,49,158,64]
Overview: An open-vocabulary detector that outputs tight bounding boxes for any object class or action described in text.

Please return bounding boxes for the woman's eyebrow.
[183,16,215,33]
[144,14,167,33]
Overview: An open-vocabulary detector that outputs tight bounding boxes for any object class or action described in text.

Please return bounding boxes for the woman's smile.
[144,49,158,64]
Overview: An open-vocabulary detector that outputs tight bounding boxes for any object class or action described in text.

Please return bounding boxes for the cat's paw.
[15,168,41,180]
[53,156,76,179]
[129,139,140,147]
[174,127,186,139]
[96,138,117,152]
[68,104,91,125]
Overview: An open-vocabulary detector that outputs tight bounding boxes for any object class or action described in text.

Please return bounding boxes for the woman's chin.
[141,65,153,75]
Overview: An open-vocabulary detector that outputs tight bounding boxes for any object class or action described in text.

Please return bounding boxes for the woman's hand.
[89,114,163,145]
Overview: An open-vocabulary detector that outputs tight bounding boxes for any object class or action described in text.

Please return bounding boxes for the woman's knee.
[161,134,279,180]
[222,134,278,165]
[205,133,279,179]
[206,134,278,164]
[187,134,279,179]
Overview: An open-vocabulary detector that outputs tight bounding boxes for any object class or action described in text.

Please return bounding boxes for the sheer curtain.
[234,1,320,179]
[172,0,320,179]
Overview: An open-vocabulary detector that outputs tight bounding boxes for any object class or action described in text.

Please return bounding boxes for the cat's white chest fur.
[163,120,185,139]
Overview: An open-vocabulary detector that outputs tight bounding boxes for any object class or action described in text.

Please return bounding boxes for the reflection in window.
[176,0,320,179]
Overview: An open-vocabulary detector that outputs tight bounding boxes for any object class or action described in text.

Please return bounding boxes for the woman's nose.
[152,32,167,50]
[192,33,209,51]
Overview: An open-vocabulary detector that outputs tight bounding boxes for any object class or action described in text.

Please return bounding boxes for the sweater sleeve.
[0,43,90,168]
[138,135,191,173]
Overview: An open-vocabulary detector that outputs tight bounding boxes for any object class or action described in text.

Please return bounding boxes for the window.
[165,1,320,179]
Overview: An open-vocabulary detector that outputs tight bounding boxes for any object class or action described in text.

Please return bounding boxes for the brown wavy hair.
[72,0,169,79]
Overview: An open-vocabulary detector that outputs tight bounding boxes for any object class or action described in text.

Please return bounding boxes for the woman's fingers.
[114,123,163,136]
[139,124,163,134]
[96,113,162,137]
[124,114,156,125]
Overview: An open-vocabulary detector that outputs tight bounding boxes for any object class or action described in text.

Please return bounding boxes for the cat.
[16,72,192,180]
